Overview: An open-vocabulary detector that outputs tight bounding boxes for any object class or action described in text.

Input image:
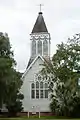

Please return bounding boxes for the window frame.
[31,81,48,99]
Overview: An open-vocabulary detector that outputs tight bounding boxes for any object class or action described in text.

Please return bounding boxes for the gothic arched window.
[32,40,36,56]
[43,40,48,55]
[38,40,42,55]
[40,82,43,88]
[36,81,39,89]
[31,81,48,99]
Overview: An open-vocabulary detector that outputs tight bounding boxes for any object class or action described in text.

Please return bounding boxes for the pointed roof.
[22,55,51,79]
[32,12,48,33]
[22,55,45,79]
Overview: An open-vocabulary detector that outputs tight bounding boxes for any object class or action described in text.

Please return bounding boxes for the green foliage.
[0,32,24,115]
[0,32,14,107]
[6,96,24,116]
[5,71,24,116]
[41,33,80,117]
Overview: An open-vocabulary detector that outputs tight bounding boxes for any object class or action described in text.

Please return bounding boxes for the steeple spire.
[29,10,51,67]
[31,11,48,33]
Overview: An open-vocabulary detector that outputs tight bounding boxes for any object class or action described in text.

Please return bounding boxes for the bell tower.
[31,12,50,58]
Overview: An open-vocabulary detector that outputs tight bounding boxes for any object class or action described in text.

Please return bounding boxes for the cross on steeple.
[39,4,43,12]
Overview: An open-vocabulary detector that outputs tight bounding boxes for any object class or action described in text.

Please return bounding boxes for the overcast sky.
[0,0,80,72]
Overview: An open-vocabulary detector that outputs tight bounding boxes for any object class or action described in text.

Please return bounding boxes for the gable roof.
[22,55,45,79]
[27,58,34,68]
[32,12,48,33]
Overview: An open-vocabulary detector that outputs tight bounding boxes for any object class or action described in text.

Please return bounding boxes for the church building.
[21,11,51,113]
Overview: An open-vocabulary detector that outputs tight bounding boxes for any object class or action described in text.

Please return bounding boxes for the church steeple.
[30,11,51,64]
[32,12,48,33]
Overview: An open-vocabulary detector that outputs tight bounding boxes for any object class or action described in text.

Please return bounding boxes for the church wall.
[21,57,50,112]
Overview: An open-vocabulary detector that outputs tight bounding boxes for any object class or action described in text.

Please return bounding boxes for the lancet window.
[43,40,48,55]
[38,40,42,55]
[31,75,48,99]
[32,40,36,56]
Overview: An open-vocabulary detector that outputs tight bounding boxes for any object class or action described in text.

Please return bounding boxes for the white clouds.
[0,0,15,9]
[50,19,80,57]
[0,0,80,72]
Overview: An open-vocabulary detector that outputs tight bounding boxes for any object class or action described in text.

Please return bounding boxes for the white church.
[21,11,51,114]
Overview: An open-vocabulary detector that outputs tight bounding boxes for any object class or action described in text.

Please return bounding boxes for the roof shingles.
[32,12,48,33]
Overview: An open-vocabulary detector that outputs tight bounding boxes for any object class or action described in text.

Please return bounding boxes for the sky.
[0,0,80,72]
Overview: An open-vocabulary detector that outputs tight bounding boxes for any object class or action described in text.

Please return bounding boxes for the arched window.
[43,40,48,55]
[38,40,42,55]
[31,81,48,99]
[32,40,36,56]
[45,83,48,88]
[40,82,43,88]
[36,81,39,89]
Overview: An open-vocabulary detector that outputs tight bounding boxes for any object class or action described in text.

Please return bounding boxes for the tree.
[5,71,24,116]
[0,32,24,115]
[41,33,80,117]
[0,32,14,107]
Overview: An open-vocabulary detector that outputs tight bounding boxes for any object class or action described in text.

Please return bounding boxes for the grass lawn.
[0,118,80,120]
[0,116,80,120]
